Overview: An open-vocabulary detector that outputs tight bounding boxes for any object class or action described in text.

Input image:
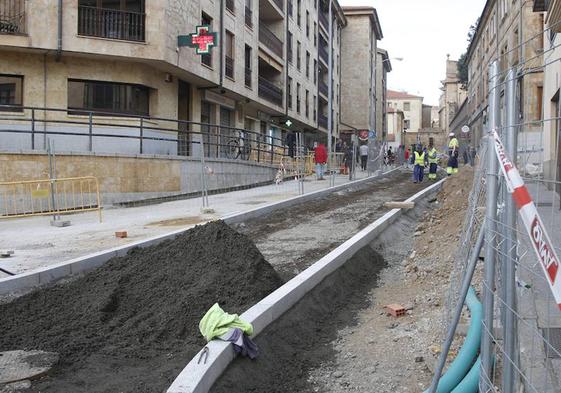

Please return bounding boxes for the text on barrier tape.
[492,130,561,310]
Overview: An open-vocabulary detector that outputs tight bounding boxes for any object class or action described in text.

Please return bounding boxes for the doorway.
[177,80,191,156]
[220,107,233,158]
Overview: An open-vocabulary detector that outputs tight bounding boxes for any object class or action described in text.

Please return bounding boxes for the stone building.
[339,6,383,140]
[465,0,544,149]
[438,55,466,134]
[375,48,391,140]
[540,0,561,191]
[387,90,424,135]
[0,0,346,155]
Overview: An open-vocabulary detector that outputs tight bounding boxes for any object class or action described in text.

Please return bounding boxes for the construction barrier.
[0,176,102,222]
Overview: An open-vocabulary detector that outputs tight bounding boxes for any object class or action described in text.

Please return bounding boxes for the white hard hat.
[449,133,455,137]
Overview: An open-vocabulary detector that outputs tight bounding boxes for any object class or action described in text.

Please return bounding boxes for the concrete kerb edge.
[0,169,399,296]
[166,177,446,393]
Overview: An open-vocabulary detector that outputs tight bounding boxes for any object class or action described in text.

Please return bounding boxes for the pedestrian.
[359,143,368,171]
[343,144,353,176]
[335,138,343,153]
[314,141,327,180]
[404,148,410,168]
[286,131,296,158]
[427,137,439,180]
[470,146,476,166]
[413,144,425,183]
[447,132,460,176]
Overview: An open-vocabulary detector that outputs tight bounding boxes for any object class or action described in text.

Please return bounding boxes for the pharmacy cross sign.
[178,25,218,55]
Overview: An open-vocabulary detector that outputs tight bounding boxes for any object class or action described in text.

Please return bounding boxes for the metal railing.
[0,104,289,165]
[0,0,25,34]
[259,23,284,59]
[77,5,145,42]
[319,44,328,64]
[319,79,328,97]
[258,77,283,107]
[225,56,234,79]
[0,176,102,222]
[318,113,327,129]
[245,6,253,28]
[245,67,252,88]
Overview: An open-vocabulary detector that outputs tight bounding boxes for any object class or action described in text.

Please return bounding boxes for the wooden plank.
[384,201,415,209]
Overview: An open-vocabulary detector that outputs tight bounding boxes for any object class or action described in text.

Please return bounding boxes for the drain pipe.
[56,0,63,61]
[426,225,485,393]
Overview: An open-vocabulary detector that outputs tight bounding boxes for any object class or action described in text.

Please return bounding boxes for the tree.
[457,18,480,88]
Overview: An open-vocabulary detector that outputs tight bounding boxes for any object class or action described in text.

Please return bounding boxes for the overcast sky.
[339,0,486,105]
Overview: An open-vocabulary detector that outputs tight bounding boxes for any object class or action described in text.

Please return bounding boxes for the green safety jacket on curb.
[199,303,253,341]
[414,151,426,166]
[428,148,438,164]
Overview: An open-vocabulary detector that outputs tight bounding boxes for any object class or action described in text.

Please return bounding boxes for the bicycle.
[225,135,252,160]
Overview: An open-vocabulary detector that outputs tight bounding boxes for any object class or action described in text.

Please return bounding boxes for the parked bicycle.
[225,133,252,160]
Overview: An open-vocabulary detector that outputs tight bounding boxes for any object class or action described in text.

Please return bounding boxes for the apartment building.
[438,55,466,134]
[465,0,544,148]
[540,0,561,191]
[0,0,345,155]
[339,6,383,140]
[375,48,391,140]
[386,107,404,148]
[387,90,423,135]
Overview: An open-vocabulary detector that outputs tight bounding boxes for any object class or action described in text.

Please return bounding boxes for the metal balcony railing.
[318,113,327,128]
[245,6,253,28]
[0,0,26,34]
[78,6,145,42]
[271,0,284,11]
[319,79,328,97]
[258,77,283,107]
[245,67,252,88]
[225,56,234,79]
[319,11,328,30]
[319,45,328,64]
[259,23,284,59]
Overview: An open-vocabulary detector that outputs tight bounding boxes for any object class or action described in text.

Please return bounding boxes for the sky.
[339,0,486,106]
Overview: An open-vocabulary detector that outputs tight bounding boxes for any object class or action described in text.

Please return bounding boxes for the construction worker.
[447,132,460,175]
[413,144,425,183]
[427,137,439,180]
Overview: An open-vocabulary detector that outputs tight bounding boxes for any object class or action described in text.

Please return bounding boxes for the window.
[245,0,252,28]
[244,45,252,88]
[306,11,310,37]
[225,31,235,79]
[313,95,316,121]
[403,102,410,111]
[306,51,310,78]
[297,41,301,70]
[288,31,293,63]
[297,0,301,26]
[296,82,301,113]
[537,86,543,121]
[67,79,149,116]
[288,0,293,17]
[404,119,410,129]
[288,77,293,109]
[314,22,317,46]
[305,90,309,118]
[313,59,317,84]
[0,75,23,111]
[201,13,213,67]
[226,0,235,14]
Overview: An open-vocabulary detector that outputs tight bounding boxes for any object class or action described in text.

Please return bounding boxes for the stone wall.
[0,152,277,205]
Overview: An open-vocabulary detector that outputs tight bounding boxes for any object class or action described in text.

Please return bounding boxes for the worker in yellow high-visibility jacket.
[447,133,460,175]
[413,144,425,183]
[427,138,439,180]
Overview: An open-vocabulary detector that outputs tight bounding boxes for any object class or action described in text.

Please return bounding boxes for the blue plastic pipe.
[423,287,482,393]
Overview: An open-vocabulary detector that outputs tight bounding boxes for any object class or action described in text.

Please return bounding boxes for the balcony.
[258,76,283,107]
[319,11,328,30]
[245,67,252,88]
[0,0,25,34]
[245,6,253,28]
[319,79,328,97]
[78,6,145,42]
[319,45,328,64]
[259,23,284,59]
[318,113,328,129]
[225,56,234,79]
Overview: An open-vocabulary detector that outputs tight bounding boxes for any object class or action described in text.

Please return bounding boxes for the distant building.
[387,107,404,148]
[387,90,423,135]
[438,55,467,135]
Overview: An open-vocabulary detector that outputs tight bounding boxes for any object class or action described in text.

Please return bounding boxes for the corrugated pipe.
[424,287,482,393]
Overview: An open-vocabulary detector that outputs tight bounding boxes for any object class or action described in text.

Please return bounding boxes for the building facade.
[0,0,346,155]
[438,55,466,134]
[387,90,424,135]
[465,0,544,150]
[339,6,382,139]
[375,48,391,140]
[541,0,561,191]
[386,107,404,148]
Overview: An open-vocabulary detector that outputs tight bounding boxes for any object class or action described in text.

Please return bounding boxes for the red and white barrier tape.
[491,130,561,310]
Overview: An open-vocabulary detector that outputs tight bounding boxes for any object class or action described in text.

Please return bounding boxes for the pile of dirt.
[0,220,283,393]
